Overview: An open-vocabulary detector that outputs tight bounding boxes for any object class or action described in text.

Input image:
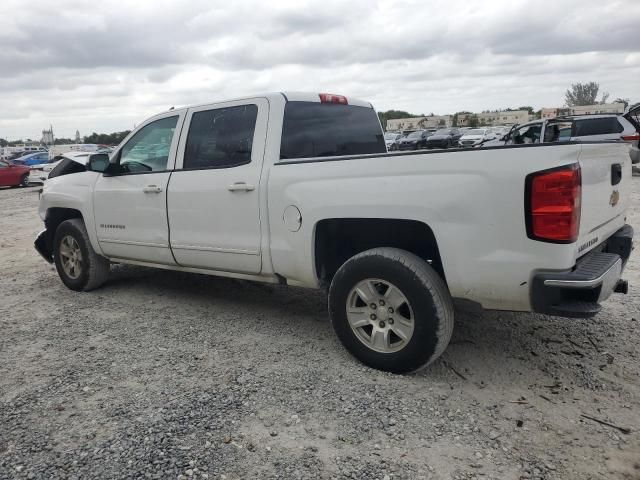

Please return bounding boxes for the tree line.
[0,130,131,148]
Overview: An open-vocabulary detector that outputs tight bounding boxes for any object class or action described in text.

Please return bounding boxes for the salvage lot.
[1,183,639,480]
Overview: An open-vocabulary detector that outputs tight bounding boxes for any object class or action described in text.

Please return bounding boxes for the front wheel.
[328,247,454,373]
[20,174,30,187]
[53,219,110,291]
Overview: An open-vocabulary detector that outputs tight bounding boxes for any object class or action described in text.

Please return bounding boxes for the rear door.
[167,99,268,273]
[0,161,15,186]
[623,104,640,164]
[575,142,631,256]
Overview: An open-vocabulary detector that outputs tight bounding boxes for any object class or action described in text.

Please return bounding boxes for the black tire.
[328,247,454,373]
[53,218,110,291]
[20,173,30,187]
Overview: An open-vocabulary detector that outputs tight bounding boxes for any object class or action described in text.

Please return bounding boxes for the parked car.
[424,128,462,148]
[384,132,404,151]
[11,151,50,167]
[0,160,31,187]
[397,130,429,150]
[458,128,494,147]
[481,109,640,163]
[624,103,640,163]
[36,91,633,374]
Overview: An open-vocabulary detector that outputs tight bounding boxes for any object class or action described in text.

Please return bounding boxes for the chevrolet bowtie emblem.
[609,190,620,207]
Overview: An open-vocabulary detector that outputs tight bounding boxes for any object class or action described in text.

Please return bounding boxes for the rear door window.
[280,102,385,160]
[183,104,258,169]
[574,118,623,136]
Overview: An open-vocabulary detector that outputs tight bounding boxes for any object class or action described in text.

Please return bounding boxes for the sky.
[1,0,639,140]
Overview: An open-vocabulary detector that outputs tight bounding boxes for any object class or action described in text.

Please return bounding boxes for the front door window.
[116,116,178,174]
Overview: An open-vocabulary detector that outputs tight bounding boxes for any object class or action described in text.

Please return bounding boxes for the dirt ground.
[1,180,639,480]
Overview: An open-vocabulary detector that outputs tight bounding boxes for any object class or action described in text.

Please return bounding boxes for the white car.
[481,109,640,164]
[458,128,494,147]
[384,132,404,151]
[35,91,633,373]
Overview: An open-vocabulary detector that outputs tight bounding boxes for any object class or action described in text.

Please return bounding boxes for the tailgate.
[576,142,631,257]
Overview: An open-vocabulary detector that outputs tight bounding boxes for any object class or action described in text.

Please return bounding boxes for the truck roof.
[158,92,373,116]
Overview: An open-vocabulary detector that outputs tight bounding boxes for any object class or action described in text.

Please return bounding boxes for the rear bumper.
[531,225,633,317]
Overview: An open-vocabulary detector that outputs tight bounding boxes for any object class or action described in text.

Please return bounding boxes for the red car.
[0,160,31,187]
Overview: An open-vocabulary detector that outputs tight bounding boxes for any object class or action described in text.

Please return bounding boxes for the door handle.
[611,163,622,186]
[142,185,163,193]
[228,182,255,192]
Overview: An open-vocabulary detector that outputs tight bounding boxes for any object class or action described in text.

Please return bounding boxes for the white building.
[457,110,529,127]
[541,103,625,119]
[386,115,451,131]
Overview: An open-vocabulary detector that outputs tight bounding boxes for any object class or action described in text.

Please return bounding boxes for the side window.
[118,116,178,174]
[574,118,623,136]
[0,161,7,168]
[183,104,258,170]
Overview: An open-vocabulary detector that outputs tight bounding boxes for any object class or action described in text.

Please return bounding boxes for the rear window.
[280,102,385,160]
[574,117,623,136]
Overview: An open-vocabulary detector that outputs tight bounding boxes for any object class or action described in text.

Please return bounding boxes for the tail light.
[621,133,640,141]
[525,164,581,243]
[319,93,348,105]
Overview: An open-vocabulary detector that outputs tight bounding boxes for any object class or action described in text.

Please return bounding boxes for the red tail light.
[526,164,581,243]
[319,93,348,105]
[621,133,640,141]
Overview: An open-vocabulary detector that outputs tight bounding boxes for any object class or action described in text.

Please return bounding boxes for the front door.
[167,99,268,274]
[93,112,184,264]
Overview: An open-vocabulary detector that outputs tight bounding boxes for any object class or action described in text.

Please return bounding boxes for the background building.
[386,115,451,131]
[541,103,625,119]
[457,110,529,127]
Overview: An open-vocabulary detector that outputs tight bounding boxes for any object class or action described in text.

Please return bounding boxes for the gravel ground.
[1,181,639,480]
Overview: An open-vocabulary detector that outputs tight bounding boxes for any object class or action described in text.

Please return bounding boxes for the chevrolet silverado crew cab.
[35,92,634,373]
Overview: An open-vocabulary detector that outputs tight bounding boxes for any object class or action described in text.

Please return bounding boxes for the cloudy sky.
[1,0,638,140]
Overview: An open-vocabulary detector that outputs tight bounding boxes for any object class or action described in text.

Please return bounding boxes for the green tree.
[83,131,131,145]
[565,82,609,106]
[613,98,630,110]
[377,110,417,130]
[468,115,479,128]
[438,118,446,127]
[517,106,534,114]
[0,138,7,147]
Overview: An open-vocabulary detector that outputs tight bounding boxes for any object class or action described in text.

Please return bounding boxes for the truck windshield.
[280,101,386,160]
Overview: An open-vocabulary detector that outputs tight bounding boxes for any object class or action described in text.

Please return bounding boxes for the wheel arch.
[43,208,86,257]
[314,218,445,286]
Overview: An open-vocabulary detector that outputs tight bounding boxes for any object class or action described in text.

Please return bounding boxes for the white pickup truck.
[36,92,634,373]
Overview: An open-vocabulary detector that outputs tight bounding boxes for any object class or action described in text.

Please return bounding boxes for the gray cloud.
[0,0,638,138]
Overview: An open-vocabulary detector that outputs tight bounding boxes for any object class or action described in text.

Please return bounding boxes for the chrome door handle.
[142,185,163,193]
[228,182,255,192]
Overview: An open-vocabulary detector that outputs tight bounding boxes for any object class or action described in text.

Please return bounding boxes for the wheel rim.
[59,235,83,279]
[346,278,414,353]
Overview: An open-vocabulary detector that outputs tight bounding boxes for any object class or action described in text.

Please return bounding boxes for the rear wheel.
[53,219,110,291]
[328,247,454,373]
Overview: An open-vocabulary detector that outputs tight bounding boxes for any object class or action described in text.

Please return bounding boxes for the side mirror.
[87,153,110,173]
